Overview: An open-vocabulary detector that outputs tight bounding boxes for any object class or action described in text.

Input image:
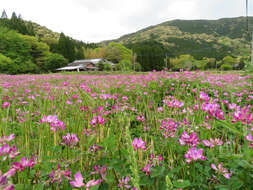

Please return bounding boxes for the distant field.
[0,71,252,189]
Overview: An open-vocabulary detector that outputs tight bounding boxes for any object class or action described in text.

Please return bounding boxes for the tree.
[1,10,8,19]
[170,54,195,71]
[117,59,133,71]
[58,32,75,62]
[0,53,13,73]
[105,42,132,63]
[128,40,168,71]
[44,53,67,72]
[104,63,113,71]
[97,61,105,71]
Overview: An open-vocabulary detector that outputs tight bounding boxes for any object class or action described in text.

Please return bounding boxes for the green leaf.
[173,180,191,188]
[150,166,166,178]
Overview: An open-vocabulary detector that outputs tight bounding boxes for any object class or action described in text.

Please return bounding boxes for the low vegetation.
[0,71,253,189]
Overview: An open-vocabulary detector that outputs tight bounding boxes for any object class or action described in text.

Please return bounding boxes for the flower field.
[0,71,253,190]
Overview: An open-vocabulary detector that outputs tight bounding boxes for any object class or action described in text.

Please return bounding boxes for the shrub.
[104,63,113,71]
[44,53,67,72]
[220,63,233,71]
[0,53,13,73]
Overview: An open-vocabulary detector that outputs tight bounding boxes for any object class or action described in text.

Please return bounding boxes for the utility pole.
[251,31,253,65]
[133,52,136,71]
[164,54,168,70]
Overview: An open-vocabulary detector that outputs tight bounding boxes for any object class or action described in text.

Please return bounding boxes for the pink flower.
[142,163,151,176]
[90,115,105,126]
[48,164,72,184]
[232,107,253,125]
[202,138,223,148]
[211,163,232,179]
[199,91,210,102]
[61,133,79,148]
[90,165,107,179]
[0,134,15,144]
[132,138,146,151]
[70,171,85,188]
[1,102,10,109]
[179,132,199,147]
[86,179,102,189]
[0,144,20,161]
[245,133,253,148]
[122,96,128,101]
[184,147,206,163]
[12,157,34,171]
[70,171,102,189]
[118,176,131,189]
[160,118,177,138]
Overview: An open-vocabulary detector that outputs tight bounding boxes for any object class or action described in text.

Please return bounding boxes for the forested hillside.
[0,10,97,74]
[101,16,252,71]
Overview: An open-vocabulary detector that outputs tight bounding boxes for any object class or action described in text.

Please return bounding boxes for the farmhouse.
[56,58,115,72]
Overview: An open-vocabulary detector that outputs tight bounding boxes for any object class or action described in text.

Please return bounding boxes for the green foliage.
[127,40,168,71]
[97,61,105,71]
[104,63,113,71]
[117,59,133,71]
[0,53,13,73]
[220,63,233,71]
[170,54,195,71]
[57,33,75,62]
[105,42,132,63]
[44,53,67,72]
[110,17,253,63]
[222,56,235,66]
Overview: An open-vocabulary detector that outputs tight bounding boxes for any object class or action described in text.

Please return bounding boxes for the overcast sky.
[1,0,252,43]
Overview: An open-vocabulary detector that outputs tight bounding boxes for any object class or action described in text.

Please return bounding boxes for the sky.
[1,0,252,43]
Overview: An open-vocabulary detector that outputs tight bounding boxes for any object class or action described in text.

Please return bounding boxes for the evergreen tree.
[58,32,75,62]
[1,10,8,19]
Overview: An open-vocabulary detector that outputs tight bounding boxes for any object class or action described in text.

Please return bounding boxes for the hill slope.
[104,17,252,60]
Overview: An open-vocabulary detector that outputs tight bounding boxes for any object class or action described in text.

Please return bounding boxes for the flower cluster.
[70,171,102,189]
[202,138,223,148]
[61,133,79,148]
[40,115,65,132]
[132,138,146,151]
[211,163,232,179]
[184,147,206,163]
[160,118,178,138]
[179,131,199,147]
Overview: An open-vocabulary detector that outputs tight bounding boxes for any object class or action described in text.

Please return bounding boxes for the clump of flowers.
[132,138,146,151]
[90,165,107,179]
[40,115,65,132]
[1,102,10,109]
[179,131,199,147]
[12,157,35,172]
[118,176,132,189]
[202,138,223,148]
[232,107,253,125]
[61,133,79,148]
[160,118,178,138]
[201,101,225,120]
[70,171,102,189]
[90,115,105,126]
[211,163,232,179]
[199,91,210,102]
[0,134,20,161]
[47,164,72,185]
[245,133,253,148]
[184,147,206,163]
[142,163,151,176]
[0,170,14,190]
[163,96,184,109]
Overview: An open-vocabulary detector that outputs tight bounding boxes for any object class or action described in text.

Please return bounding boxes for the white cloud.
[1,0,251,42]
